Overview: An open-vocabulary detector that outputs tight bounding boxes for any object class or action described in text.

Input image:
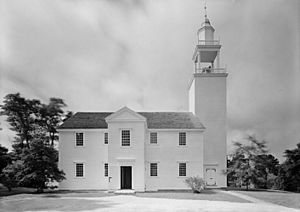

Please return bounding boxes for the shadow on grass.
[221,187,291,193]
[136,189,249,203]
[0,187,113,198]
[1,198,117,212]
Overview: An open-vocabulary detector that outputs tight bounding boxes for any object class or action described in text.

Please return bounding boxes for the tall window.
[121,130,130,146]
[179,132,186,146]
[150,132,157,144]
[76,133,84,146]
[76,163,84,177]
[104,132,108,144]
[179,163,186,176]
[150,163,158,176]
[104,163,108,177]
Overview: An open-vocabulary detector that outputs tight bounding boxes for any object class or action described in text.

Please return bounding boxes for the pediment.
[105,106,146,122]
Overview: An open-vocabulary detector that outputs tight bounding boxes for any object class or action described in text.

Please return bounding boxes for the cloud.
[0,0,299,161]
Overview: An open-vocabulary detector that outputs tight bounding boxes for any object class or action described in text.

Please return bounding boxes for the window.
[150,163,158,176]
[104,163,108,177]
[150,132,157,144]
[76,163,84,177]
[76,133,84,146]
[179,132,186,146]
[121,130,130,146]
[179,163,186,176]
[104,132,108,144]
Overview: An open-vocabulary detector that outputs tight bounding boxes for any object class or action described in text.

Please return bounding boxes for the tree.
[17,138,65,192]
[0,93,41,148]
[227,135,268,189]
[0,144,11,172]
[1,93,70,147]
[253,154,279,189]
[0,93,69,191]
[277,143,300,192]
[39,98,67,146]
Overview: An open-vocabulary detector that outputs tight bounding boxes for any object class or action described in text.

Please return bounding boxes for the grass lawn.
[136,189,250,203]
[1,188,298,212]
[235,190,300,209]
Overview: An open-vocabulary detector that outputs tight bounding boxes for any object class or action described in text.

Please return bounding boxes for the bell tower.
[188,5,228,187]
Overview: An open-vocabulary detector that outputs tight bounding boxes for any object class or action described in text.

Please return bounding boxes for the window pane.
[179,132,186,146]
[76,163,84,177]
[121,130,130,146]
[150,163,158,176]
[76,133,84,146]
[104,163,108,177]
[179,163,186,176]
[104,133,108,144]
[150,132,157,144]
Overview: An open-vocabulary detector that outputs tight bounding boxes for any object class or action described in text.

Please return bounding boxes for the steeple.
[188,3,228,188]
[192,3,225,74]
[197,2,215,43]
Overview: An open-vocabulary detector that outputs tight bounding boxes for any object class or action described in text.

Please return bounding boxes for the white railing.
[195,67,227,74]
[198,40,220,45]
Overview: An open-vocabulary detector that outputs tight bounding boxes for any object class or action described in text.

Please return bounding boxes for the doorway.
[120,166,132,189]
[205,168,217,186]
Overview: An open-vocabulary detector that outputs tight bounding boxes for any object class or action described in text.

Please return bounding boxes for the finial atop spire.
[202,1,211,26]
[204,1,207,18]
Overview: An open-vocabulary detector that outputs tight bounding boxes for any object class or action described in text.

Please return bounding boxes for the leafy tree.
[0,93,69,191]
[227,136,268,189]
[277,143,300,192]
[253,154,279,189]
[17,137,65,192]
[39,98,67,146]
[0,144,11,172]
[0,160,23,191]
[0,93,41,148]
[1,93,70,147]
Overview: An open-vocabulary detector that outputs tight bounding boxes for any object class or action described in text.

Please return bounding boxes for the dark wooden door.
[121,166,132,189]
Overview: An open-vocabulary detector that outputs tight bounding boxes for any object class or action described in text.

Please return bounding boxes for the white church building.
[58,13,228,192]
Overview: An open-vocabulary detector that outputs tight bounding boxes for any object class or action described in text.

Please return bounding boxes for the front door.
[205,168,217,186]
[120,166,132,189]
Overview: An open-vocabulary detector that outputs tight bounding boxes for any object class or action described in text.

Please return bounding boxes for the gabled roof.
[58,112,205,130]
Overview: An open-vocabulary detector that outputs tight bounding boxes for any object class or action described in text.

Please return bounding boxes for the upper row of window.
[75,131,186,147]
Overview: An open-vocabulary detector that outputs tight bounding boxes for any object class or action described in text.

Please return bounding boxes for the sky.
[0,0,299,161]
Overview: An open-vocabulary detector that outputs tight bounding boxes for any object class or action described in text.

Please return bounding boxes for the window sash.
[121,130,130,146]
[104,133,108,144]
[150,163,158,176]
[104,163,108,177]
[76,163,84,177]
[179,132,186,146]
[150,132,157,144]
[179,163,186,176]
[76,133,84,146]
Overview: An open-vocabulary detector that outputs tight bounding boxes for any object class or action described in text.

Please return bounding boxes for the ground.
[0,188,299,212]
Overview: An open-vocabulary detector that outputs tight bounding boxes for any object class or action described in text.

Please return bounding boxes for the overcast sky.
[1,0,299,161]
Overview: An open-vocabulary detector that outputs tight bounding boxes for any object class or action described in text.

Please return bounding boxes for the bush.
[185,176,206,193]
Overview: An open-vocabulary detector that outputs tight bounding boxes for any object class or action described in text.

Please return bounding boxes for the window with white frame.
[75,163,84,177]
[104,132,108,144]
[121,130,130,146]
[150,132,157,144]
[150,163,158,176]
[76,133,84,146]
[104,163,108,177]
[179,132,186,146]
[179,163,186,176]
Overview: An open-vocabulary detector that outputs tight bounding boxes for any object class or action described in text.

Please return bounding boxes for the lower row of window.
[75,162,186,177]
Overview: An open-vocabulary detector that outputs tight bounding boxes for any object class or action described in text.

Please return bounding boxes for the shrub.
[185,176,206,193]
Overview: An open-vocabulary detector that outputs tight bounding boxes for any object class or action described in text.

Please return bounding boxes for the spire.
[204,1,207,19]
[203,1,211,26]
